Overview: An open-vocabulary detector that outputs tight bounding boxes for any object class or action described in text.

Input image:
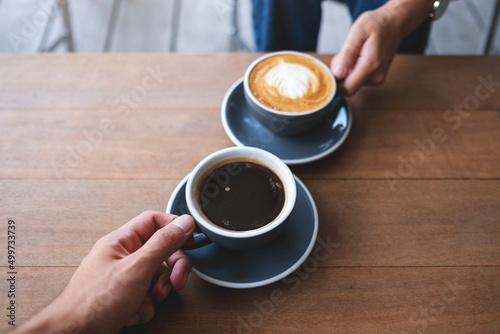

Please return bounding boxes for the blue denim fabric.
[251,0,430,53]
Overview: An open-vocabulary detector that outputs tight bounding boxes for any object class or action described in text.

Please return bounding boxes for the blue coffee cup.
[244,51,337,137]
[185,147,296,250]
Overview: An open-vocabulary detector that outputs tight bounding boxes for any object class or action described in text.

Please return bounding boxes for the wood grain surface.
[0,54,499,334]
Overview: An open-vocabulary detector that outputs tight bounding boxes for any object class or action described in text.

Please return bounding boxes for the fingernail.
[172,215,193,233]
[183,270,190,286]
[333,65,347,79]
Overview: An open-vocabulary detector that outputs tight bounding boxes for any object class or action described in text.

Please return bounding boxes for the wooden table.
[1,54,499,334]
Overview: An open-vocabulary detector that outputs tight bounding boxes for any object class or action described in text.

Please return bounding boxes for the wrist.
[13,293,89,334]
[380,0,434,39]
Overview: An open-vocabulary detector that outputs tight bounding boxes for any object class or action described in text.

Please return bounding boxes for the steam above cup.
[244,51,337,136]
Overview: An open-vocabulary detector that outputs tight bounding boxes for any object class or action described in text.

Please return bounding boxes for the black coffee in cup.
[196,159,285,231]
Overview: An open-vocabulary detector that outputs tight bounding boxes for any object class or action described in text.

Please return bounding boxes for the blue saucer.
[166,174,318,289]
[221,78,352,165]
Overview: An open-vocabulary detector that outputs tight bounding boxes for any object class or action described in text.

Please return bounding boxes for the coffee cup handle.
[327,95,344,117]
[182,232,212,250]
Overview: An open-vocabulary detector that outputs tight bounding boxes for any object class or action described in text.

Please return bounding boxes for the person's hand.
[13,211,195,334]
[330,6,402,96]
[331,0,433,96]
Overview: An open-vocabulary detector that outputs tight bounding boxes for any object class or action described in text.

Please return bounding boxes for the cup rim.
[185,147,297,239]
[243,50,337,116]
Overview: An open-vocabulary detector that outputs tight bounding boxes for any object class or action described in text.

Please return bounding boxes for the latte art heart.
[265,60,319,99]
[248,54,334,112]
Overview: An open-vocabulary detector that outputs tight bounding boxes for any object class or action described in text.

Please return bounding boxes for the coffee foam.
[249,54,334,112]
[265,60,319,99]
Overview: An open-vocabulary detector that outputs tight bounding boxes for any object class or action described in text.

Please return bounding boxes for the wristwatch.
[429,0,450,21]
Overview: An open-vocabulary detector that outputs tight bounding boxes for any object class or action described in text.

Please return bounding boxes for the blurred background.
[0,0,499,54]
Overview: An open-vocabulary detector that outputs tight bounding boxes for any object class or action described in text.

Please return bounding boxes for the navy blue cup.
[243,51,337,137]
[185,147,297,250]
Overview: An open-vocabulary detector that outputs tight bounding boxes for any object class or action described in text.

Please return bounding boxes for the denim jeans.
[251,0,431,53]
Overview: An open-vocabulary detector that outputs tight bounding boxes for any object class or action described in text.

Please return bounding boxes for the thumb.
[130,215,195,277]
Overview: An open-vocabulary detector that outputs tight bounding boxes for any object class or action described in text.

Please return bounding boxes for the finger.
[129,215,195,278]
[330,20,368,80]
[152,262,172,301]
[126,292,156,326]
[166,250,192,291]
[152,262,171,283]
[366,68,387,86]
[336,80,349,97]
[153,269,173,301]
[341,37,382,96]
[151,250,192,300]
[100,211,181,256]
[117,210,180,245]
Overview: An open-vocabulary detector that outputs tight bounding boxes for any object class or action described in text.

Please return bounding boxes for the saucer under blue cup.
[166,174,318,289]
[221,78,352,165]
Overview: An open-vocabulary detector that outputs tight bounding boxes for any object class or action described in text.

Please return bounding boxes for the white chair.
[38,0,74,52]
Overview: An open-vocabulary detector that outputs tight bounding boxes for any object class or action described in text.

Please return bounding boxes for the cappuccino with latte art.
[244,51,336,136]
[248,53,334,112]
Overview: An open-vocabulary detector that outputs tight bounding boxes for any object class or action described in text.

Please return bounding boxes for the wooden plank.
[1,107,498,179]
[0,55,498,111]
[0,180,181,266]
[1,180,498,267]
[0,107,230,180]
[294,109,500,180]
[345,55,500,112]
[137,267,500,334]
[1,266,498,333]
[0,267,75,332]
[0,53,245,110]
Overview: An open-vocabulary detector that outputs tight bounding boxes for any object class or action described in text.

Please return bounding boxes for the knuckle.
[371,74,386,85]
[367,58,382,71]
[140,302,156,323]
[154,226,183,247]
[357,10,374,23]
[369,70,386,85]
[182,252,193,268]
[343,45,359,58]
[141,209,158,218]
[343,89,355,97]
